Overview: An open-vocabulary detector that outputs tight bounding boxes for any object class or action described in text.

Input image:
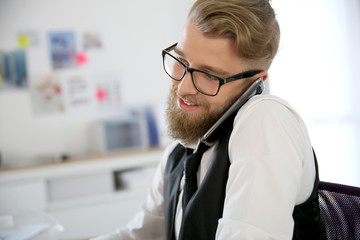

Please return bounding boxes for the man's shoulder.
[236,94,301,121]
[242,94,292,110]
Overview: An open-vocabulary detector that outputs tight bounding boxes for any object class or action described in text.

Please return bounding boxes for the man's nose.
[177,72,198,96]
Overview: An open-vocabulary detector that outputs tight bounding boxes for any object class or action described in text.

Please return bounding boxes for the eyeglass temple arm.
[164,42,178,52]
[224,69,262,83]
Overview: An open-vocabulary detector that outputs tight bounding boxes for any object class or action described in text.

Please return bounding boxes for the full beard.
[166,85,236,145]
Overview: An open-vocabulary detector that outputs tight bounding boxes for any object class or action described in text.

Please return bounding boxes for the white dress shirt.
[91,95,316,240]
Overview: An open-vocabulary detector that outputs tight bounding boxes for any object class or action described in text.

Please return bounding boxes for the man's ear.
[258,71,268,81]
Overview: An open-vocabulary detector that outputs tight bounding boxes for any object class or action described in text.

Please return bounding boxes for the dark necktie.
[182,142,211,210]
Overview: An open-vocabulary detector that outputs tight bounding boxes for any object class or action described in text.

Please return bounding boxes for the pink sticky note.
[76,52,88,65]
[96,87,108,102]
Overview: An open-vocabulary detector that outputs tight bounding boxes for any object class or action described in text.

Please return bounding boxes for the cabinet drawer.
[0,180,47,212]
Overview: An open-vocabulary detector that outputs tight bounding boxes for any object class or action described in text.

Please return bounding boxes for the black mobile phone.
[200,78,264,145]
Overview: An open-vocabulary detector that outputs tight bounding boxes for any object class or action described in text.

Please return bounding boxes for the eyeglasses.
[162,43,262,96]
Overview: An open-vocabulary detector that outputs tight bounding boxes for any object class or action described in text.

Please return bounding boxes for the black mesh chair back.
[318,181,360,239]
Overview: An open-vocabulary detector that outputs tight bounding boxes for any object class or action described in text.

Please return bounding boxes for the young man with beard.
[91,0,325,239]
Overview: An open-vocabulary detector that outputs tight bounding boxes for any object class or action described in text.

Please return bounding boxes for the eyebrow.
[173,47,231,77]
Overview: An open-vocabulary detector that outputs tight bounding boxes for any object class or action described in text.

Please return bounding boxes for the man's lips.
[178,97,200,111]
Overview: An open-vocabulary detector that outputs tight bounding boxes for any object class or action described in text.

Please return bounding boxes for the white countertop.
[0,148,163,184]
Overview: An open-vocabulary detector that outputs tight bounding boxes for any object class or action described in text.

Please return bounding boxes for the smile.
[178,97,200,111]
[183,98,196,106]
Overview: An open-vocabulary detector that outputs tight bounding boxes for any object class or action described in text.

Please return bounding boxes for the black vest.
[163,122,326,240]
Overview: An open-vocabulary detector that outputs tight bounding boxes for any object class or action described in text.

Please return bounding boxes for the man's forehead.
[178,22,236,52]
[176,22,244,75]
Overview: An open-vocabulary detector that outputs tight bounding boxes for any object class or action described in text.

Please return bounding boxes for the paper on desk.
[0,223,51,240]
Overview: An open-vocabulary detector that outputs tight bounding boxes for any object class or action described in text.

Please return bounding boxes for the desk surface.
[0,148,163,184]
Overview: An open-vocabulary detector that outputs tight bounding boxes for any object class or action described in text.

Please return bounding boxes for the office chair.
[318,181,360,240]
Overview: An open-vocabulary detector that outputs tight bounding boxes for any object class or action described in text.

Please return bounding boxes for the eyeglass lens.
[163,53,220,96]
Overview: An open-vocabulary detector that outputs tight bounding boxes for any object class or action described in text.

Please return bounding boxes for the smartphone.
[200,78,264,146]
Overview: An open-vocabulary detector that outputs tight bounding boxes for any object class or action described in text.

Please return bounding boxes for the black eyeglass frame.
[162,43,262,96]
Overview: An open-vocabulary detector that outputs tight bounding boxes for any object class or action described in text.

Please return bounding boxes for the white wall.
[0,0,195,166]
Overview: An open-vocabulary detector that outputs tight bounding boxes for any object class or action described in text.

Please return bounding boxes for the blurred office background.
[270,0,360,186]
[0,0,359,239]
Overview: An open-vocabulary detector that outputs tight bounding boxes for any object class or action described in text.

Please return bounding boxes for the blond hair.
[188,0,280,69]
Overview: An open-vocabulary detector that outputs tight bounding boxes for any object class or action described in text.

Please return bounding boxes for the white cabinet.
[47,172,114,202]
[0,149,162,239]
[0,180,47,212]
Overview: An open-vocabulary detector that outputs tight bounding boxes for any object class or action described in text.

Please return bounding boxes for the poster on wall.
[83,32,103,50]
[30,75,64,114]
[62,74,95,113]
[48,31,77,70]
[0,50,28,90]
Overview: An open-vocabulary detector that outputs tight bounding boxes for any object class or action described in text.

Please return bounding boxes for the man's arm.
[90,142,179,240]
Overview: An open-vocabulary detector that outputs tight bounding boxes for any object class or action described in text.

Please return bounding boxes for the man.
[92,0,325,239]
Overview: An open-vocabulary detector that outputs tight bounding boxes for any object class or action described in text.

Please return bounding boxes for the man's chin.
[166,87,229,145]
[166,106,220,145]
